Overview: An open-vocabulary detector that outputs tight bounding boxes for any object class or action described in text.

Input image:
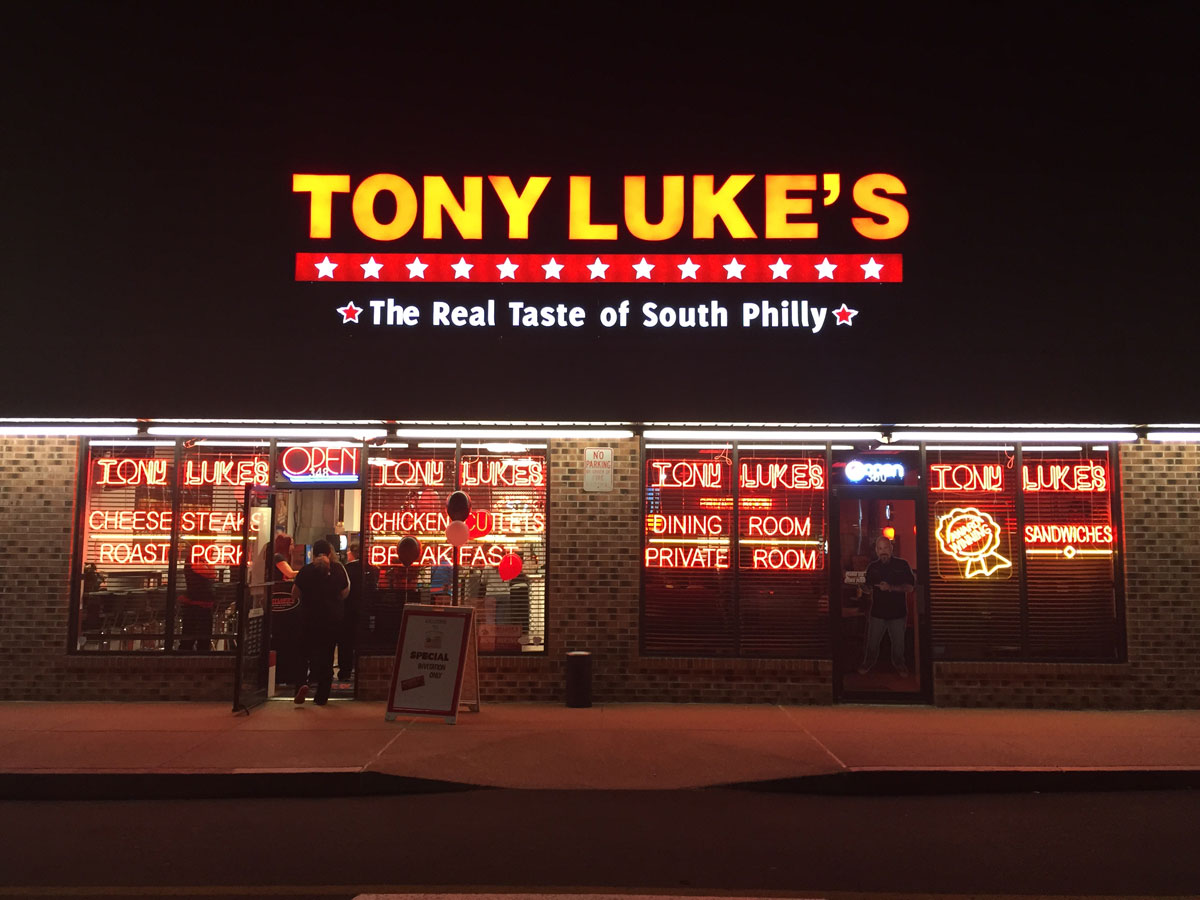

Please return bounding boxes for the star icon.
[496,257,519,279]
[814,257,838,279]
[451,257,473,279]
[723,257,745,279]
[677,257,700,280]
[406,257,428,279]
[768,257,792,280]
[542,257,564,280]
[833,303,858,326]
[587,257,609,279]
[633,257,655,279]
[861,257,883,279]
[360,256,383,279]
[315,256,338,279]
[337,300,363,324]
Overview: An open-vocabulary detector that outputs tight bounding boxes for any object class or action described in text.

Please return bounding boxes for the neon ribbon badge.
[935,507,1012,578]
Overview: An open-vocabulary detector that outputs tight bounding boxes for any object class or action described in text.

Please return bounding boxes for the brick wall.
[361,437,831,704]
[934,442,1200,708]
[3,437,1197,708]
[0,437,232,701]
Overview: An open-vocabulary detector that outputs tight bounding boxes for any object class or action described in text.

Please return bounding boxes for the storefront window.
[642,446,828,657]
[363,443,548,655]
[75,441,271,653]
[174,444,270,651]
[927,446,1122,661]
[1022,447,1119,658]
[77,443,176,650]
[927,448,1023,658]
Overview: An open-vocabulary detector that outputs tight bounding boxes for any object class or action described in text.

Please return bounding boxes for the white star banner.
[297,253,901,283]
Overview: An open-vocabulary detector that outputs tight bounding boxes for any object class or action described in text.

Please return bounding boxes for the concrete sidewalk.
[2,700,1199,795]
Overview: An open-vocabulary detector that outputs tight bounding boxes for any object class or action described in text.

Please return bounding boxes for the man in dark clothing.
[290,539,349,705]
[858,536,916,677]
[336,542,376,682]
[178,559,216,652]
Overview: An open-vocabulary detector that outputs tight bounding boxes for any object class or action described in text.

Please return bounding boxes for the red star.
[833,303,858,326]
[337,300,363,324]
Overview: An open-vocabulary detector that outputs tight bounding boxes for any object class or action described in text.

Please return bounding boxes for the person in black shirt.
[857,536,916,677]
[290,539,349,705]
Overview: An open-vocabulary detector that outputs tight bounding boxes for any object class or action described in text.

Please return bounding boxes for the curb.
[717,768,1200,795]
[0,771,488,801]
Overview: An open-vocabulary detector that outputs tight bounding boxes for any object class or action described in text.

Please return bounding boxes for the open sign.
[278,446,361,484]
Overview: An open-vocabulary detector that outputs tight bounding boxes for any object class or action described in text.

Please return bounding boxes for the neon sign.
[88,510,247,534]
[739,460,824,490]
[935,507,1012,578]
[648,460,724,488]
[373,458,446,487]
[845,459,905,483]
[1022,463,1107,493]
[644,546,730,569]
[645,514,725,536]
[96,542,171,565]
[750,547,819,570]
[279,446,361,484]
[1025,523,1113,545]
[930,463,1003,492]
[368,509,545,535]
[745,515,812,537]
[294,172,909,243]
[459,456,546,487]
[95,458,168,486]
[183,458,269,487]
[189,543,242,566]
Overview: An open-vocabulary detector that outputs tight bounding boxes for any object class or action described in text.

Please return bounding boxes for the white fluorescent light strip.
[0,426,139,436]
[147,426,387,439]
[181,440,271,447]
[643,430,883,442]
[644,421,876,428]
[645,443,736,450]
[401,420,630,427]
[1020,446,1083,452]
[150,418,385,426]
[87,440,176,447]
[1147,432,1200,442]
[925,445,1015,451]
[396,428,633,439]
[893,422,1136,429]
[417,442,459,449]
[880,445,919,451]
[733,444,830,451]
[890,431,1138,443]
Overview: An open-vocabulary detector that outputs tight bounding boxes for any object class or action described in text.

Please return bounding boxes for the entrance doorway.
[236,485,365,707]
[830,487,931,703]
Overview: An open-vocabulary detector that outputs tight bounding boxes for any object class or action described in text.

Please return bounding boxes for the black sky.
[1,3,1195,422]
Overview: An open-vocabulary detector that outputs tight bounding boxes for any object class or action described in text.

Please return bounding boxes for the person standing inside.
[290,539,349,705]
[857,535,916,677]
[337,542,376,684]
[178,558,216,651]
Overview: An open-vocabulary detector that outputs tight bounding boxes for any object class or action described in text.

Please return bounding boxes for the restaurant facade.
[2,167,1196,709]
[1,421,1197,709]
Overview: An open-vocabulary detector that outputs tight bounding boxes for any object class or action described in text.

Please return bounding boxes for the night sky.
[2,4,1194,423]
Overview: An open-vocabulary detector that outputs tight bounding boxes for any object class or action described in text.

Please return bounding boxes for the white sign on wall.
[583,447,614,492]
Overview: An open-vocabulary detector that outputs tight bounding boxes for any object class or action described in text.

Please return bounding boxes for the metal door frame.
[828,484,933,704]
[232,485,278,713]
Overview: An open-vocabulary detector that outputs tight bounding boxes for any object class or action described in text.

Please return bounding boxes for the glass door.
[232,486,276,713]
[830,488,930,703]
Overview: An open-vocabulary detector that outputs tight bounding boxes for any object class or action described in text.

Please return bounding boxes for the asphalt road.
[0,789,1197,898]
